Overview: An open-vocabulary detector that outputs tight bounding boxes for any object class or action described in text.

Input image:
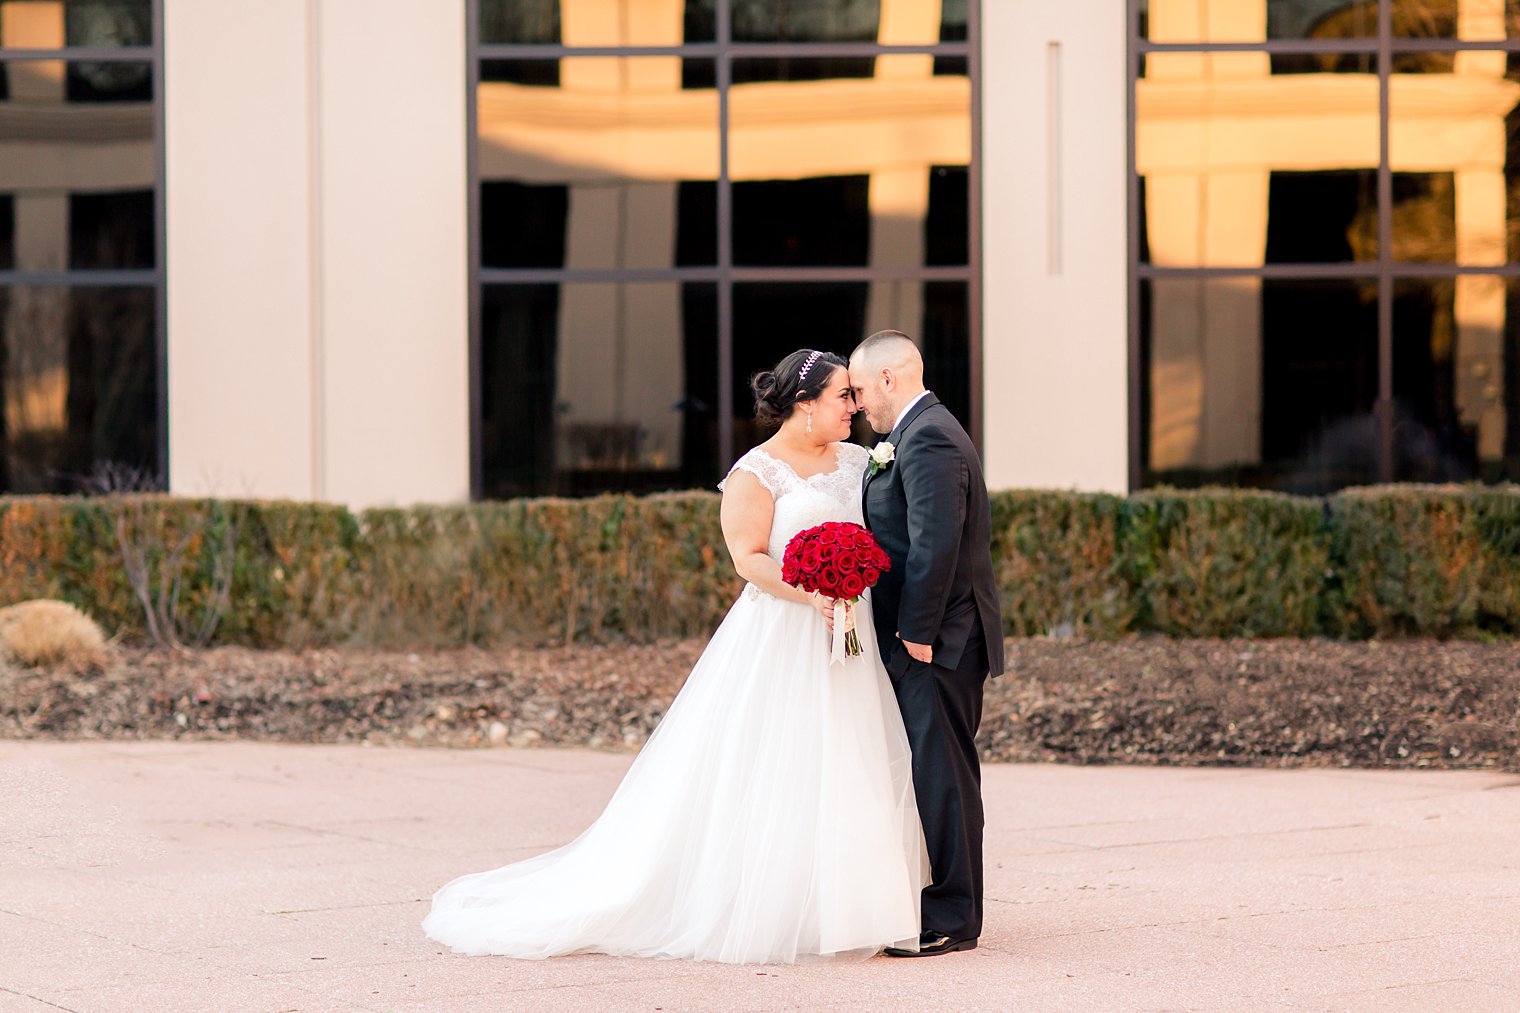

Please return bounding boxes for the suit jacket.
[862,394,1005,679]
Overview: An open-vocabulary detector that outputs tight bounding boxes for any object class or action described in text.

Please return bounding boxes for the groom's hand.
[898,634,933,664]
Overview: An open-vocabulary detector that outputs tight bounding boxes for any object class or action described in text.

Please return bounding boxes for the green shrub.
[988,490,1130,637]
[1125,489,1330,637]
[1328,485,1520,638]
[3,484,1519,647]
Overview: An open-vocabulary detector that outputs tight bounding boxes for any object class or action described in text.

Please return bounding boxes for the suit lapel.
[861,394,940,522]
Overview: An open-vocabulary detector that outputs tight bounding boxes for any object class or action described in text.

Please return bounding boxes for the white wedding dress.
[422,441,927,964]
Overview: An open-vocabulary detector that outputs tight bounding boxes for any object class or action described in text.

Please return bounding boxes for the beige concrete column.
[314,0,469,506]
[981,0,1127,492]
[166,0,317,499]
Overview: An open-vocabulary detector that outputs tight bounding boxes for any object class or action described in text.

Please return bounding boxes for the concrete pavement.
[1,741,1517,1012]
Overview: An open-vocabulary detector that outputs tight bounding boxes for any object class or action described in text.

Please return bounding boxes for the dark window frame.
[467,0,982,499]
[0,0,167,488]
[1128,0,1520,490]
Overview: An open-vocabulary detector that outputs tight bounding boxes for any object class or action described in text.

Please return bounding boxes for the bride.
[422,348,927,964]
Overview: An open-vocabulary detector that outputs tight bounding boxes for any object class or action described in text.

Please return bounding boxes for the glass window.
[0,285,158,494]
[1393,276,1520,482]
[480,282,719,499]
[1138,52,1378,267]
[732,176,869,266]
[1390,0,1520,40]
[0,0,150,49]
[1142,0,1377,42]
[475,0,977,498]
[1142,277,1380,494]
[479,0,560,45]
[1,18,161,494]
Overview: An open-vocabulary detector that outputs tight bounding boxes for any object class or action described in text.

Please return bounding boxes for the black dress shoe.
[884,929,978,957]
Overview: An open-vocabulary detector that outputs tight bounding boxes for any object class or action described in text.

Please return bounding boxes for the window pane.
[731,53,874,85]
[934,0,968,76]
[733,175,869,266]
[1390,0,1520,40]
[477,58,717,270]
[731,282,866,451]
[478,0,559,45]
[1,61,157,270]
[730,0,880,42]
[924,164,968,266]
[1141,0,1376,42]
[0,284,158,494]
[1393,277,1520,482]
[1143,277,1380,494]
[1390,52,1520,266]
[729,59,970,266]
[0,0,150,48]
[480,282,718,499]
[729,280,970,451]
[1138,53,1377,268]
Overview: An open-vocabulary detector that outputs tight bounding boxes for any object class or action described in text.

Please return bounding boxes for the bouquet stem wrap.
[830,597,861,666]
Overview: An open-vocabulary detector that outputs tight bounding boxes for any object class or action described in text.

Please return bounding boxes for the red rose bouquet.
[781,521,892,661]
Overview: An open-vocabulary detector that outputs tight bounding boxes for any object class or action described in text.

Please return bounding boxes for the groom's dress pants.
[892,620,988,941]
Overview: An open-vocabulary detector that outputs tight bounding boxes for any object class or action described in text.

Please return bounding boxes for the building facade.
[0,0,1515,505]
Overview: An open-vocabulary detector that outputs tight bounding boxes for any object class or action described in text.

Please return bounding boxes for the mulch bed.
[2,639,1517,770]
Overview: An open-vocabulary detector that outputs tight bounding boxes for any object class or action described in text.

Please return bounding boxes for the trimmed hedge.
[1,484,1518,647]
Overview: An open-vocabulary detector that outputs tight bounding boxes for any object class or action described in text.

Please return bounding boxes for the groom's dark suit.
[863,393,1004,943]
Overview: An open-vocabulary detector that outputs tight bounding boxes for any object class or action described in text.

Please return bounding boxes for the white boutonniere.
[867,441,895,478]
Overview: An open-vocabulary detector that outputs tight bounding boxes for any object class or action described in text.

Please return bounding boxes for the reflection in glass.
[0,285,158,494]
[1264,170,1376,263]
[934,0,968,76]
[478,0,559,45]
[925,165,968,266]
[481,182,567,269]
[476,58,718,273]
[1391,55,1520,265]
[729,281,971,451]
[1143,277,1381,494]
[1141,0,1375,42]
[68,189,153,269]
[0,61,156,270]
[683,0,894,46]
[1139,53,1377,267]
[1393,277,1520,481]
[0,195,12,269]
[1390,0,1520,40]
[732,282,866,452]
[0,0,149,48]
[480,283,718,499]
[733,176,868,266]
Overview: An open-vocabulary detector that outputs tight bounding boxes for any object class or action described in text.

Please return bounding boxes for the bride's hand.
[809,592,837,631]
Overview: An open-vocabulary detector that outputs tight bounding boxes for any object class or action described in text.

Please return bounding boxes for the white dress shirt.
[890,390,932,434]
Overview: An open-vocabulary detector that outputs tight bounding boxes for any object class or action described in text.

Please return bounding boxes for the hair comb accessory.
[797,350,823,383]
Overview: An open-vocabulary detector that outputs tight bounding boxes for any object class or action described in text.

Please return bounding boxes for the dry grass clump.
[0,600,107,668]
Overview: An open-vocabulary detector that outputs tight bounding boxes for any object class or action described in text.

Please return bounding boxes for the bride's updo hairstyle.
[751,348,848,430]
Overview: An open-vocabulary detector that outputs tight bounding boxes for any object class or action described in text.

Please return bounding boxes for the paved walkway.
[1,742,1517,1012]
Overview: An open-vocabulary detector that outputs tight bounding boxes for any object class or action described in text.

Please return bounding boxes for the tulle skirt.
[421,587,927,964]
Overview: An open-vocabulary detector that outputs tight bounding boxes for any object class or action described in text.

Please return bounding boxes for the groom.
[850,330,1005,958]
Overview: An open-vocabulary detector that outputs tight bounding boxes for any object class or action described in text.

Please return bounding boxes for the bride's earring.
[806,411,813,434]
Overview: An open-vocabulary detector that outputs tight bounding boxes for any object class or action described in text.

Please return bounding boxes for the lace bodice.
[719,443,869,562]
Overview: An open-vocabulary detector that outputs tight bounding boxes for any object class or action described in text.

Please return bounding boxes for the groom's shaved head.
[848,329,926,434]
[851,330,924,379]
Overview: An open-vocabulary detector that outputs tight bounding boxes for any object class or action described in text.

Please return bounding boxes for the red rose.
[834,549,858,571]
[862,567,880,585]
[817,565,842,593]
[801,547,823,569]
[840,572,865,597]
[853,530,873,547]
[872,548,891,568]
[816,541,837,561]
